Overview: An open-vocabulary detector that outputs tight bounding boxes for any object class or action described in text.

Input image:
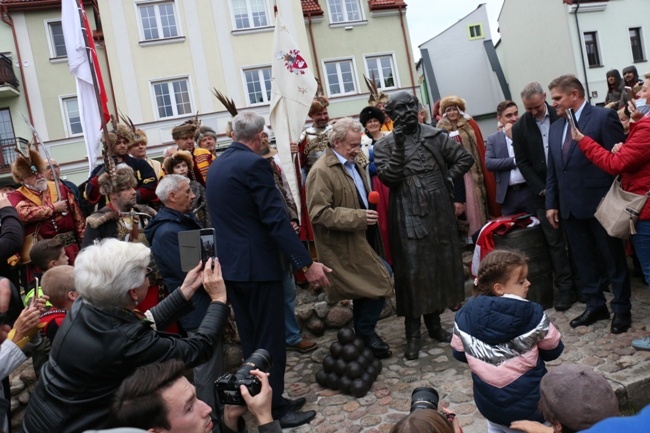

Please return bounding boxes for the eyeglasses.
[444,106,459,113]
[145,267,155,280]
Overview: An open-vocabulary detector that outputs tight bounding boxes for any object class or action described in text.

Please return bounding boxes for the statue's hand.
[393,123,406,147]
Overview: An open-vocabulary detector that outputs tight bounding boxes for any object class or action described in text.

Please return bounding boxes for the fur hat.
[540,364,619,431]
[308,97,329,117]
[194,126,218,145]
[163,150,194,175]
[172,119,200,141]
[102,123,135,149]
[439,95,466,114]
[98,164,137,196]
[11,149,45,182]
[359,106,385,126]
[132,128,147,147]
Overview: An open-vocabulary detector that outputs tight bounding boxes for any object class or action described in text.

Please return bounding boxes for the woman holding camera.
[22,238,228,433]
[391,408,463,433]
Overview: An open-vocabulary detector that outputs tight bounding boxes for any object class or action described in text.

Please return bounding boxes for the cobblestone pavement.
[275,278,650,433]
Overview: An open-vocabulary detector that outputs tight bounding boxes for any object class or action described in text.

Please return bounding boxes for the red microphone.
[368,191,380,211]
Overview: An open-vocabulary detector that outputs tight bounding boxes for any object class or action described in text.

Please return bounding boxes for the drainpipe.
[306,13,322,84]
[398,5,416,96]
[1,5,36,146]
[573,0,591,101]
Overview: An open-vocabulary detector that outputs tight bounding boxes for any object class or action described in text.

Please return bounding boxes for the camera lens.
[410,387,439,412]
[237,348,272,378]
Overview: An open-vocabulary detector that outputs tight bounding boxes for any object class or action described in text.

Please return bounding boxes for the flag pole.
[74,0,111,164]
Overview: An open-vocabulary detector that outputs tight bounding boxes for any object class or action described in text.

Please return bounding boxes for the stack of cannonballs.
[315,328,382,398]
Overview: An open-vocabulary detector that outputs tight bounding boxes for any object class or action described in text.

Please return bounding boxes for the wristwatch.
[301,265,310,273]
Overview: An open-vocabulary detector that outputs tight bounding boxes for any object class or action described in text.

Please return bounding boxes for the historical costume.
[171,117,214,186]
[375,92,474,359]
[437,96,500,237]
[86,121,158,207]
[8,148,85,270]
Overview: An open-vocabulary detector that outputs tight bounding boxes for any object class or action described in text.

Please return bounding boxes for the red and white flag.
[61,0,110,176]
[269,11,317,216]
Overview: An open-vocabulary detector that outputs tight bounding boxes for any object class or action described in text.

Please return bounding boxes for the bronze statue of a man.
[374,91,474,360]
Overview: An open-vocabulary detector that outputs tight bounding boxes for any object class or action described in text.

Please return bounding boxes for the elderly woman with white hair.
[22,238,228,433]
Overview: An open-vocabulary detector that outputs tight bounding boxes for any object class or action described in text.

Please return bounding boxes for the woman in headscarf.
[604,69,624,109]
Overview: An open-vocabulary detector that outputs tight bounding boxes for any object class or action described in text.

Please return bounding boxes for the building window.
[243,67,272,105]
[327,0,362,24]
[62,97,83,136]
[630,28,646,62]
[583,32,602,67]
[365,55,396,89]
[138,1,179,41]
[324,59,356,96]
[152,78,192,118]
[467,24,484,40]
[47,21,67,58]
[231,0,269,30]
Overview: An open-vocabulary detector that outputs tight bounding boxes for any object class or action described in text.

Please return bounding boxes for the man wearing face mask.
[374,91,473,360]
[8,148,85,268]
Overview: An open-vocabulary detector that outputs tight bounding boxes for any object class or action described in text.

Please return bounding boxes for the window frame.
[60,96,83,138]
[323,57,358,97]
[135,1,183,44]
[149,76,194,120]
[467,23,484,40]
[229,0,272,31]
[242,65,273,106]
[629,27,646,63]
[45,19,67,60]
[364,53,399,90]
[583,31,603,68]
[326,0,365,25]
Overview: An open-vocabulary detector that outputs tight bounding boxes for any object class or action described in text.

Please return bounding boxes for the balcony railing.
[0,54,19,89]
[0,137,29,173]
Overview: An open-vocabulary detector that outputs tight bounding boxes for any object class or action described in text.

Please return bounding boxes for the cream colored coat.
[306,148,393,302]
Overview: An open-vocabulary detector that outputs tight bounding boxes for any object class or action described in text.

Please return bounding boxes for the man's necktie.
[561,121,572,162]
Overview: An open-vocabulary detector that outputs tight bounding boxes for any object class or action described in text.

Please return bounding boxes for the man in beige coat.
[306,118,394,358]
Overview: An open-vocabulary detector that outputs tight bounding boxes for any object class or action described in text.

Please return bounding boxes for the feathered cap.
[212,89,238,139]
[11,144,45,182]
[118,113,147,148]
[439,95,467,114]
[101,115,136,149]
[194,126,218,145]
[309,78,329,117]
[171,114,201,140]
[364,73,389,107]
[163,150,194,176]
[98,163,137,196]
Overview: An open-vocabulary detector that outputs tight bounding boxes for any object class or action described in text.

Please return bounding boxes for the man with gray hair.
[511,81,578,312]
[144,174,223,432]
[207,111,330,428]
[306,117,394,358]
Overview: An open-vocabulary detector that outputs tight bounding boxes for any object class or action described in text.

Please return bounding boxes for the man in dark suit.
[546,74,631,334]
[207,111,331,429]
[512,82,577,311]
[486,100,534,216]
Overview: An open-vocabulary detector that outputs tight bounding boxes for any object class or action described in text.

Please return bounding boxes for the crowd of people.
[0,67,648,433]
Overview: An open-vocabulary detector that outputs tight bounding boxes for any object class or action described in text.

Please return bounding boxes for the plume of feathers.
[118,111,136,133]
[212,88,238,117]
[363,72,380,102]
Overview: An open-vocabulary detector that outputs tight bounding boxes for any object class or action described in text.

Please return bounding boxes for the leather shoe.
[569,307,610,328]
[287,340,318,353]
[278,410,316,428]
[554,290,578,311]
[284,397,306,412]
[611,313,631,334]
[428,327,452,343]
[361,333,392,359]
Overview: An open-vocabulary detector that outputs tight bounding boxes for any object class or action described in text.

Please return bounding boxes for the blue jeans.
[282,270,302,345]
[633,220,650,286]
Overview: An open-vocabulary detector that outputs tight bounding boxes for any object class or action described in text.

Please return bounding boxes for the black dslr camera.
[410,386,440,412]
[215,349,272,405]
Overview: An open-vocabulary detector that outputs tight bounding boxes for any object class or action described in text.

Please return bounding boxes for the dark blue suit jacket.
[485,131,517,204]
[545,103,625,219]
[207,142,312,282]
